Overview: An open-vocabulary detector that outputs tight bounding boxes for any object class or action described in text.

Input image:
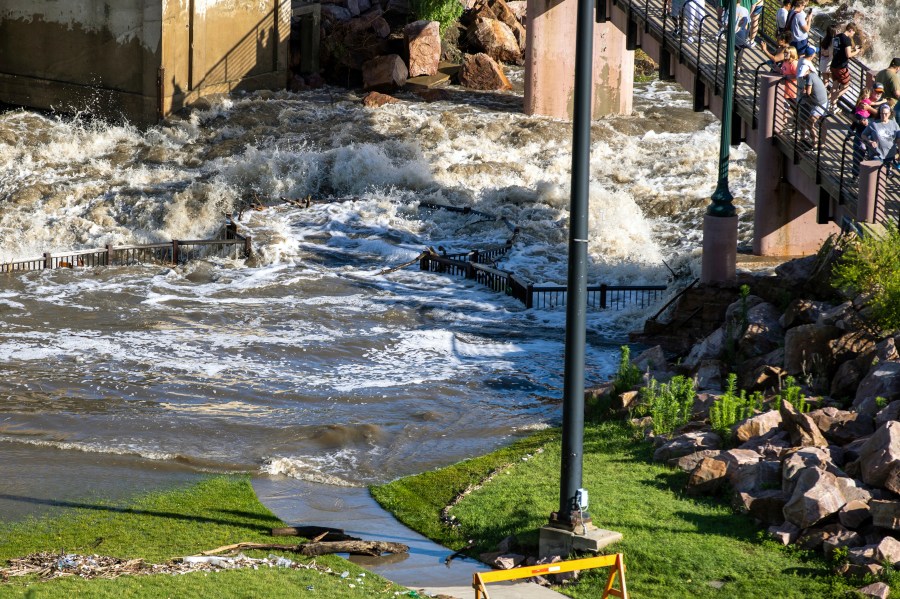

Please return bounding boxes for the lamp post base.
[701,214,738,284]
[538,523,623,559]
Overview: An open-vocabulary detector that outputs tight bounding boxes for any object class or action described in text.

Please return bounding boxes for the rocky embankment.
[598,251,900,598]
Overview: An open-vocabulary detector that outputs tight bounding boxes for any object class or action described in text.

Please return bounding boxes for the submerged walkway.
[608,0,898,233]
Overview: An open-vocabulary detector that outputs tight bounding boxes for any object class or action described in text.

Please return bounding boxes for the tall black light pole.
[702,0,739,283]
[552,0,594,530]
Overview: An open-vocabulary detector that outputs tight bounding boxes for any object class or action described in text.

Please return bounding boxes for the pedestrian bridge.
[555,0,899,254]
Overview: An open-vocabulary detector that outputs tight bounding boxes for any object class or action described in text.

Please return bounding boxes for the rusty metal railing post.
[43,252,51,270]
[172,240,180,265]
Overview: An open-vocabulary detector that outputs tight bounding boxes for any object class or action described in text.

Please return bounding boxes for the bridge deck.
[612,0,899,229]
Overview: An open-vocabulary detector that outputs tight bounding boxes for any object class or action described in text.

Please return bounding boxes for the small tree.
[831,223,900,333]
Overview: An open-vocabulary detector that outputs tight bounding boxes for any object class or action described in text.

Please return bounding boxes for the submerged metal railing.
[1,220,252,274]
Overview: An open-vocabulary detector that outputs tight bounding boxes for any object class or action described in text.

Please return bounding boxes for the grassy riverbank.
[0,477,402,598]
[372,421,852,598]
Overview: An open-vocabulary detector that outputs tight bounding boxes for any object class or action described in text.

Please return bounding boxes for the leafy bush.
[635,375,696,435]
[613,345,643,396]
[831,223,900,333]
[709,374,763,439]
[410,0,463,35]
[779,376,810,413]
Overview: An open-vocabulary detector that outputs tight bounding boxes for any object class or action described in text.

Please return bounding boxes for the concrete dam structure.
[0,0,290,125]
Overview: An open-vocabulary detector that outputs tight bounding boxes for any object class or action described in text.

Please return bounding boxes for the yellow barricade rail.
[473,553,627,599]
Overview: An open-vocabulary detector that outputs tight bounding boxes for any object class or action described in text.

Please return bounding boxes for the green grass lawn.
[372,421,854,599]
[0,477,405,598]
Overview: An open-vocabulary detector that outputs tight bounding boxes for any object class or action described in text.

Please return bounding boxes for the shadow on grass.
[0,494,277,531]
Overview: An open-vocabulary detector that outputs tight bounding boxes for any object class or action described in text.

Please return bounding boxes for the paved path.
[253,477,566,598]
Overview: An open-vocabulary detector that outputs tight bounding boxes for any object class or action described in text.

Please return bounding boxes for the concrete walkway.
[253,477,566,599]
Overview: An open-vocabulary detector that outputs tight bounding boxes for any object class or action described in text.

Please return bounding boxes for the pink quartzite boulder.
[857,582,891,599]
[404,20,441,77]
[459,53,511,91]
[735,410,782,443]
[854,362,900,416]
[779,398,828,448]
[783,324,843,375]
[468,17,520,64]
[871,500,900,530]
[653,431,722,462]
[362,54,408,91]
[859,421,900,487]
[686,458,728,495]
[783,468,846,529]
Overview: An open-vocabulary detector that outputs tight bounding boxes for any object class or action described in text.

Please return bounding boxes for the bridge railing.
[614,0,897,226]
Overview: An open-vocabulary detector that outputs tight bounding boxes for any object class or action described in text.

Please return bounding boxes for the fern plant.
[709,374,763,439]
[637,375,696,436]
[779,376,810,413]
[613,345,643,396]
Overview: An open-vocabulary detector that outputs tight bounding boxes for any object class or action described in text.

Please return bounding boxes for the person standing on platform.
[776,0,792,36]
[875,58,900,125]
[829,22,860,106]
[862,103,900,161]
[787,0,813,56]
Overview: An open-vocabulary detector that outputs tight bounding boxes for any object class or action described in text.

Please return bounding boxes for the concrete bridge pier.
[524,0,633,119]
[753,74,839,256]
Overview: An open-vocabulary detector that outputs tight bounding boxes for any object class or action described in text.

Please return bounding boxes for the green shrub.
[613,345,643,396]
[779,375,810,413]
[636,375,696,435]
[709,373,763,439]
[831,223,900,333]
[409,0,463,35]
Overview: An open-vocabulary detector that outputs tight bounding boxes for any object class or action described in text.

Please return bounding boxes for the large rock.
[631,345,674,382]
[875,535,900,564]
[831,359,866,400]
[808,407,874,446]
[779,398,828,448]
[859,421,900,487]
[876,400,900,428]
[694,360,724,391]
[739,429,791,461]
[362,54,408,90]
[780,299,833,329]
[829,331,877,366]
[839,499,872,529]
[653,431,722,462]
[682,327,726,371]
[782,447,832,494]
[468,0,526,48]
[737,302,784,359]
[783,324,843,376]
[362,91,399,107]
[686,458,728,495]
[735,410,782,443]
[404,20,441,77]
[731,460,782,494]
[816,301,853,328]
[321,4,353,21]
[737,490,789,525]
[854,362,900,416]
[767,521,799,545]
[821,526,864,558]
[856,582,891,599]
[783,468,847,529]
[871,500,900,530]
[671,449,722,472]
[459,53,511,90]
[468,17,520,64]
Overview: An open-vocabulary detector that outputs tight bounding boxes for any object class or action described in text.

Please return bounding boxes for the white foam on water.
[262,454,359,487]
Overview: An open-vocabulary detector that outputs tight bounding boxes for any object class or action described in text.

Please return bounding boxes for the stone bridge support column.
[857,161,883,223]
[524,0,633,119]
[752,74,838,256]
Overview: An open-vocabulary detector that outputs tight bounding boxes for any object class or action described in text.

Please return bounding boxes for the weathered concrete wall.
[161,0,290,114]
[0,0,289,126]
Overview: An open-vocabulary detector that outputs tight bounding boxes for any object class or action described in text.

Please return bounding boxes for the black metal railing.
[1,221,252,274]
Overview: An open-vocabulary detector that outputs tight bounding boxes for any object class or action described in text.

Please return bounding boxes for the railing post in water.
[43,252,51,270]
[172,240,180,265]
[244,236,253,258]
[600,283,608,309]
[106,244,114,266]
[526,283,534,309]
[419,252,430,270]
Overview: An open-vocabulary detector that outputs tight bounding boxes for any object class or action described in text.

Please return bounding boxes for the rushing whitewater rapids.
[0,71,761,521]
